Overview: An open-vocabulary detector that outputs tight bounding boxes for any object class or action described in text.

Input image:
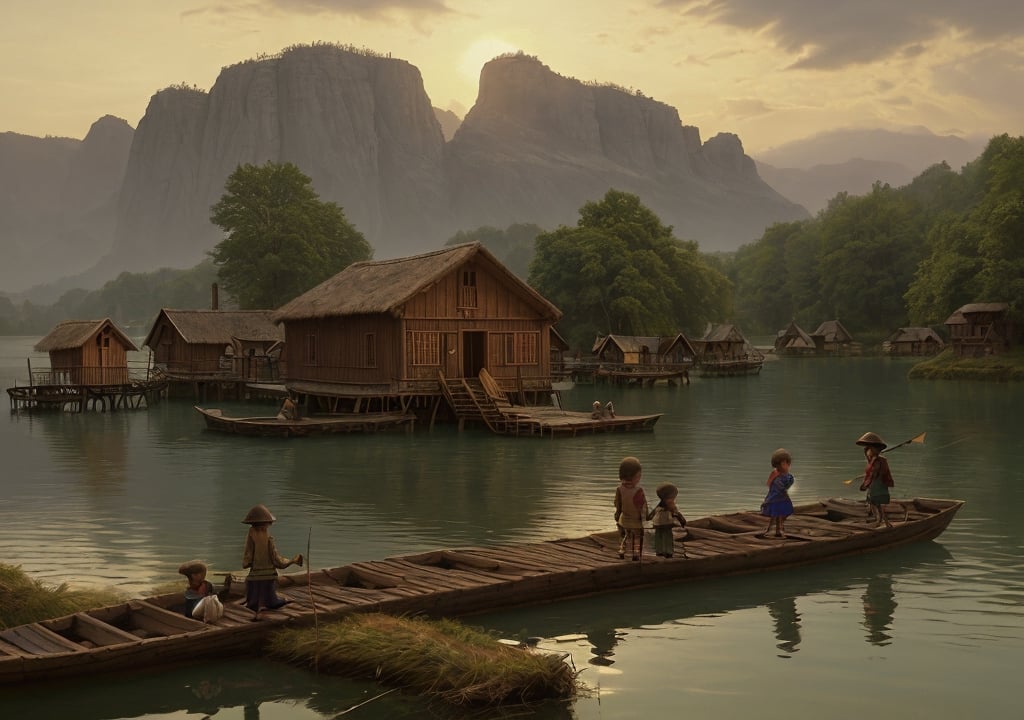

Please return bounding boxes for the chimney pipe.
[212,283,219,311]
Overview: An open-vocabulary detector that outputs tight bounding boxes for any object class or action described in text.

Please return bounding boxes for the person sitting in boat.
[178,560,214,618]
[857,432,895,527]
[276,394,299,421]
[592,400,615,419]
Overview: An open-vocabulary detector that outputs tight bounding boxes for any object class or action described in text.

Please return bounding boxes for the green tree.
[529,190,730,349]
[210,162,371,309]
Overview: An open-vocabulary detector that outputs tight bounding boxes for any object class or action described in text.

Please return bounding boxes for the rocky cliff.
[6,46,807,294]
[0,115,132,293]
[444,55,806,246]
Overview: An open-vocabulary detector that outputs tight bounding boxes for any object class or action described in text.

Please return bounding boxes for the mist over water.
[1,339,1021,718]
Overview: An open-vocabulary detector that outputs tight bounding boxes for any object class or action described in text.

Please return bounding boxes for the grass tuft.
[267,613,579,706]
[0,563,124,629]
[908,347,1024,381]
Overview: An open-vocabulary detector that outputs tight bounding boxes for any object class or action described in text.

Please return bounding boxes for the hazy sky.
[3,0,1021,153]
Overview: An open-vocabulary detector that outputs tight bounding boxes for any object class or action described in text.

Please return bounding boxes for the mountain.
[0,115,133,294]
[752,128,987,213]
[3,45,806,295]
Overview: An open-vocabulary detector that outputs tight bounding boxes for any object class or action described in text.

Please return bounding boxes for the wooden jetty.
[0,497,962,686]
[7,379,167,412]
[194,406,416,437]
[439,370,660,436]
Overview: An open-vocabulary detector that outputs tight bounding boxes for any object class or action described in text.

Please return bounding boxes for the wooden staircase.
[438,370,510,434]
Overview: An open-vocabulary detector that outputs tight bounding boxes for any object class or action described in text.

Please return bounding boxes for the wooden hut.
[943,303,1012,358]
[883,327,945,356]
[774,321,816,356]
[693,324,763,376]
[143,310,284,382]
[811,319,858,355]
[34,319,137,385]
[272,242,562,411]
[588,334,695,385]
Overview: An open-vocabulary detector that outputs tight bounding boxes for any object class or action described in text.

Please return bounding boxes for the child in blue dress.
[760,448,794,537]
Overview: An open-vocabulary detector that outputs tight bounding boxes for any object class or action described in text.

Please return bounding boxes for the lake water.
[1,336,1021,719]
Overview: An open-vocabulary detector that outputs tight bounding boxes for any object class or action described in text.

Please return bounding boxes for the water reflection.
[862,575,898,646]
[766,596,801,657]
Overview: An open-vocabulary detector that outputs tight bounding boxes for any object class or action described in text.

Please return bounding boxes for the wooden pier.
[7,380,167,412]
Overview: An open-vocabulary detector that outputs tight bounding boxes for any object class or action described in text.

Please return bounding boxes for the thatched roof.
[273,243,561,323]
[886,327,944,344]
[550,327,570,352]
[812,319,853,343]
[700,323,747,344]
[592,334,662,355]
[34,319,137,353]
[658,333,698,357]
[945,302,1009,324]
[775,321,814,350]
[143,310,283,349]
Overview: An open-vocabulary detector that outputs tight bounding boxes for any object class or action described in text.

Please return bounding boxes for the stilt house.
[272,243,562,409]
[34,319,137,385]
[943,303,1012,357]
[883,327,945,356]
[143,310,284,381]
[812,320,858,355]
[591,334,696,367]
[774,321,816,356]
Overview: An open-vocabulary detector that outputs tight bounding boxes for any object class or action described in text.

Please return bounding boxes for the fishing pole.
[842,431,926,485]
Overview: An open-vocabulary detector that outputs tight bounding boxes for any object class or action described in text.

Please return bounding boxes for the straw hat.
[242,504,275,524]
[855,432,887,449]
[178,560,207,576]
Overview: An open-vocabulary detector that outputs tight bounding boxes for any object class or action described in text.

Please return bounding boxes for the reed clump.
[0,564,124,629]
[267,613,579,706]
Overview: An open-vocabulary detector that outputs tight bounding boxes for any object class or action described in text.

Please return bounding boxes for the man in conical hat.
[241,504,303,620]
[856,432,895,527]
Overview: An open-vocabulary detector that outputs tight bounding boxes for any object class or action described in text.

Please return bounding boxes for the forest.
[0,134,1019,348]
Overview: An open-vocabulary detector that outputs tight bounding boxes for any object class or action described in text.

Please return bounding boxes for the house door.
[462,331,487,378]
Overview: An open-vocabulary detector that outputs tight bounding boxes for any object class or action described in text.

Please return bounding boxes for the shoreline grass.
[0,563,124,629]
[267,613,580,707]
[908,347,1024,381]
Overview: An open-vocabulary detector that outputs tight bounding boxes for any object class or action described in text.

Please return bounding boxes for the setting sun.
[458,37,521,83]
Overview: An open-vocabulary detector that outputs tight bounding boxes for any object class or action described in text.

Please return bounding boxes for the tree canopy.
[445,223,544,279]
[528,190,731,350]
[210,162,372,309]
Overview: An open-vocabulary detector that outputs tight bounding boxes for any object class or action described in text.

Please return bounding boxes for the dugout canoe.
[0,497,963,686]
[194,406,415,437]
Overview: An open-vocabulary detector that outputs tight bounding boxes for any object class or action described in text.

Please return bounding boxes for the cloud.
[723,97,775,118]
[932,46,1024,116]
[659,0,1024,69]
[265,0,451,16]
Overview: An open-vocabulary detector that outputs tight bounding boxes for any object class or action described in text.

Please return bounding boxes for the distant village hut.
[592,335,661,366]
[692,323,763,376]
[774,321,816,356]
[943,303,1012,358]
[143,310,284,382]
[811,320,858,355]
[34,319,137,385]
[883,327,945,356]
[272,243,562,412]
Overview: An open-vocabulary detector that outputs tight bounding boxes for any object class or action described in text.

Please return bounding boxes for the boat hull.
[195,406,415,437]
[0,497,963,686]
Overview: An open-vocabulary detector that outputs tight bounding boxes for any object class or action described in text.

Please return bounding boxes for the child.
[241,503,303,621]
[760,448,795,538]
[647,482,687,558]
[613,456,648,561]
[857,432,895,527]
[178,560,214,618]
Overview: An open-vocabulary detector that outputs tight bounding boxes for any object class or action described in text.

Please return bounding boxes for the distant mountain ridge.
[752,128,987,213]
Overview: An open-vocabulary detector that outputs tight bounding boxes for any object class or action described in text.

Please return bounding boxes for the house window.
[305,334,318,365]
[499,332,538,365]
[459,270,478,308]
[409,331,440,366]
[364,333,376,368]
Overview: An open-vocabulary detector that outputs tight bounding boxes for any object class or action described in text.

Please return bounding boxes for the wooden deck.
[7,380,167,412]
[501,406,662,437]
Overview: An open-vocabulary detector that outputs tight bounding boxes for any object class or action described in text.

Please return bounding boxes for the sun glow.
[458,37,521,83]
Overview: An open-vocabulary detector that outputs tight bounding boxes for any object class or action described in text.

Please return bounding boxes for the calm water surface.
[0,337,1021,719]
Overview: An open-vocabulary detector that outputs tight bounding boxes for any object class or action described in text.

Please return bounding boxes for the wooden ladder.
[438,371,508,434]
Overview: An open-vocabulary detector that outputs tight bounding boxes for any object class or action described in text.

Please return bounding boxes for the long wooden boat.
[194,406,415,437]
[694,358,764,377]
[0,497,963,686]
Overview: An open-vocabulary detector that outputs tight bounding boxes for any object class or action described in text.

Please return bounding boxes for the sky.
[2,0,1022,154]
